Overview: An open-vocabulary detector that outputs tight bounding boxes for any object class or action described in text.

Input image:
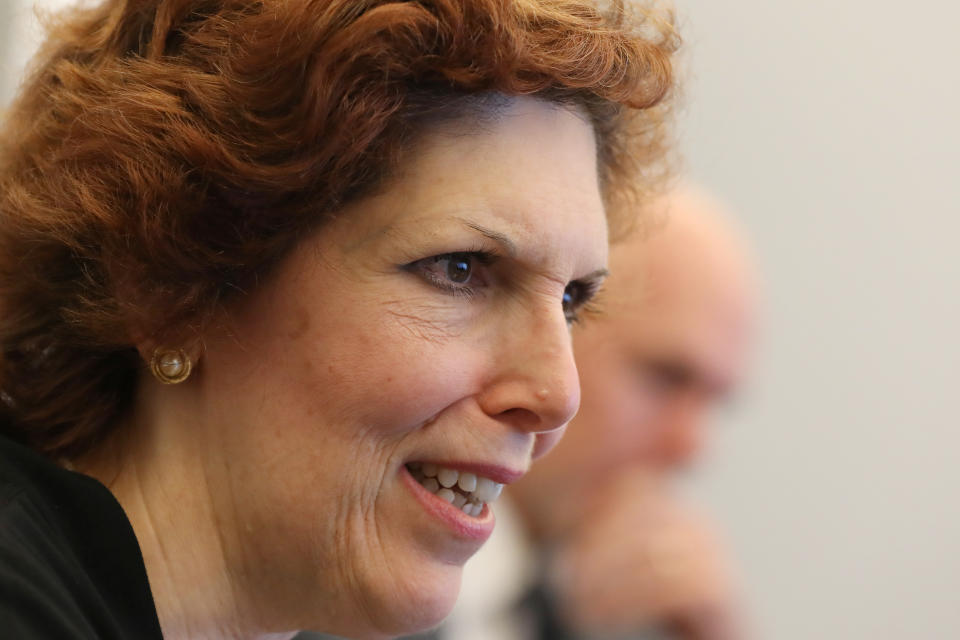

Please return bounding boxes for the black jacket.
[0,433,162,639]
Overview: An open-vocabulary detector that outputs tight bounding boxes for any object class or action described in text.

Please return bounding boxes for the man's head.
[511,185,759,541]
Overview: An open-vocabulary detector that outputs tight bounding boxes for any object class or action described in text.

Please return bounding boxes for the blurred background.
[2,1,958,638]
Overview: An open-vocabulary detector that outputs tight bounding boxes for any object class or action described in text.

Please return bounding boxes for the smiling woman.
[0,1,678,639]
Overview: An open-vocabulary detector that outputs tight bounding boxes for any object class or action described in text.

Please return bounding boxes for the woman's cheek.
[344,328,485,433]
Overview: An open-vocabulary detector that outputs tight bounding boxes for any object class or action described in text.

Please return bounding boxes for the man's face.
[510,222,755,539]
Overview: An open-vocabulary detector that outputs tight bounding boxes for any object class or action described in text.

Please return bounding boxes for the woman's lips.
[401,463,502,542]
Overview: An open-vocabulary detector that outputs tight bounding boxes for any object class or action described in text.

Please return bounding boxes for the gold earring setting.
[150,348,193,384]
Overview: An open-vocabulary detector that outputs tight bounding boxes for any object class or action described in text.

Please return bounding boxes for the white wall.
[674,1,960,638]
[0,0,78,105]
[2,1,958,638]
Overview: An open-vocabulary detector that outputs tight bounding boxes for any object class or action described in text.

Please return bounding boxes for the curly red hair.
[0,0,678,458]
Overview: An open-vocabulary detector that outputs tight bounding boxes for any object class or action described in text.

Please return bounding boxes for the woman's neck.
[74,404,297,640]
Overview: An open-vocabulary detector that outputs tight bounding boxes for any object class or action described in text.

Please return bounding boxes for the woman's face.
[197,97,608,637]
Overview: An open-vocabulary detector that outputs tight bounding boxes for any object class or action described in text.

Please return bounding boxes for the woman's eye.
[439,254,473,284]
[408,251,495,294]
[562,280,599,325]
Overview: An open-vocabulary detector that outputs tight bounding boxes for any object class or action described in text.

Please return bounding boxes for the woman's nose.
[476,308,581,437]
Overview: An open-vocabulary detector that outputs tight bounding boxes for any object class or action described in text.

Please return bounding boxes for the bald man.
[425,185,758,640]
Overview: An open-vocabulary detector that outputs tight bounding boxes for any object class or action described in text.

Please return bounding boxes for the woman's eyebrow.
[580,268,610,282]
[459,219,518,257]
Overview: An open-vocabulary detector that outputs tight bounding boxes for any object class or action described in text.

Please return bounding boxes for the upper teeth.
[409,463,504,516]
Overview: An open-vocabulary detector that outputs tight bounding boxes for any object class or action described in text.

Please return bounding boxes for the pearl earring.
[150,347,193,384]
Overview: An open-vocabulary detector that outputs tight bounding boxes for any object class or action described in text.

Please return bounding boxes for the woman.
[0,0,677,638]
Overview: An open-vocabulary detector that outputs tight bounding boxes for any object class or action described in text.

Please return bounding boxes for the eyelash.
[407,250,602,324]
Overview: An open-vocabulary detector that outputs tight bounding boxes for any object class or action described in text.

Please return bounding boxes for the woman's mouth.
[405,462,504,517]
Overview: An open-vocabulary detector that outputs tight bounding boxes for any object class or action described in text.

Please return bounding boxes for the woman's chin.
[374,563,463,638]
